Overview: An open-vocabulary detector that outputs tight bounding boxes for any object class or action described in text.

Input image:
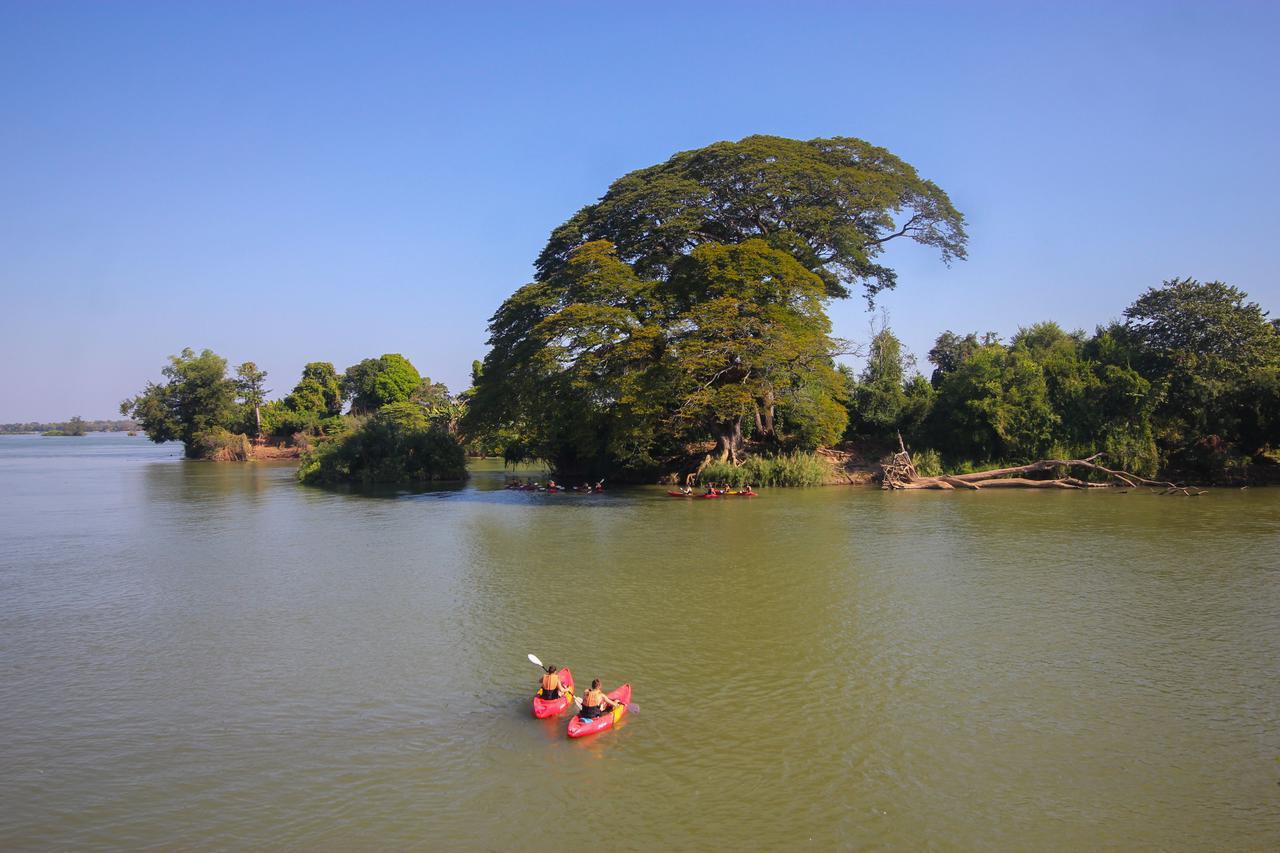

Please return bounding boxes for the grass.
[700,451,830,488]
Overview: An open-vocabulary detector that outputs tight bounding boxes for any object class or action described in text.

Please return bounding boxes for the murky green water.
[1,434,1277,849]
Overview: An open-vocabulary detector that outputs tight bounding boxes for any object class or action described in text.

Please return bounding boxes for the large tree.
[1124,278,1280,454]
[470,135,965,476]
[235,361,268,438]
[536,135,967,304]
[120,348,240,457]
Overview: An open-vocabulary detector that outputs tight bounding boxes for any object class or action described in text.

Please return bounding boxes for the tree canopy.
[536,134,967,304]
[468,237,850,474]
[342,354,422,415]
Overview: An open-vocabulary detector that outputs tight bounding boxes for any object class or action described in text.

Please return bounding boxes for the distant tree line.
[2,418,136,434]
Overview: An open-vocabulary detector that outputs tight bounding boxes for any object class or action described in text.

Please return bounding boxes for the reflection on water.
[0,435,1277,849]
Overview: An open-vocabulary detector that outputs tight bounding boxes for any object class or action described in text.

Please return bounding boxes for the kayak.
[729,490,757,497]
[532,667,575,718]
[667,491,692,497]
[567,683,631,738]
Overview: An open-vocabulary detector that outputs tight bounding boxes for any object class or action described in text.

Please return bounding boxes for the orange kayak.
[532,667,575,718]
[567,683,631,738]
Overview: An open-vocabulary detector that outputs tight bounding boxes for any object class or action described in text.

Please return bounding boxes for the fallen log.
[882,435,1196,494]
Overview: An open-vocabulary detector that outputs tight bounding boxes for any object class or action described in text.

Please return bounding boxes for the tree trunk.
[712,417,745,464]
[881,434,1204,494]
[754,393,776,441]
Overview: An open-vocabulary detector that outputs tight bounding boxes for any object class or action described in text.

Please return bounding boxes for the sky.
[2,1,1278,422]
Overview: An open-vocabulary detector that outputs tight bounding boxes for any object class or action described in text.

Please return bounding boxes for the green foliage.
[284,362,343,418]
[536,134,967,304]
[261,361,347,439]
[911,280,1280,480]
[234,361,269,437]
[927,330,995,386]
[120,348,241,458]
[776,386,848,451]
[342,354,422,415]
[700,451,830,488]
[298,402,467,486]
[842,329,937,446]
[1124,278,1280,455]
[911,448,943,477]
[468,237,849,476]
[192,427,253,461]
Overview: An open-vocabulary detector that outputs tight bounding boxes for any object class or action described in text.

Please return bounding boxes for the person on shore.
[578,678,621,719]
[538,664,567,700]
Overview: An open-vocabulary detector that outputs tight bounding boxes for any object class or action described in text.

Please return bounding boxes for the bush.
[298,403,467,486]
[701,451,830,487]
[912,448,943,477]
[192,428,252,461]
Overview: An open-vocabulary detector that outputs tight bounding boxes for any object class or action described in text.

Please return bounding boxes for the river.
[1,433,1277,849]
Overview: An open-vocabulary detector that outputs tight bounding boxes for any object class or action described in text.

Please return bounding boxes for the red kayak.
[567,683,631,738]
[532,667,575,718]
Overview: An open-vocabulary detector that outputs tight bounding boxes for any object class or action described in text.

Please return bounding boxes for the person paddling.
[538,665,567,700]
[578,678,622,719]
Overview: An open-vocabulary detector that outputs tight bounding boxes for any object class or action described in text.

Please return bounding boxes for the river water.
[1,433,1277,849]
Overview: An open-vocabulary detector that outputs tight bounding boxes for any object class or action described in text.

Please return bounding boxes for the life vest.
[541,673,560,692]
[583,688,605,708]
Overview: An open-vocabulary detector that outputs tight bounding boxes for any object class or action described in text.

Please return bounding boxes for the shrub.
[298,403,467,486]
[912,448,943,477]
[701,451,830,487]
[192,428,252,461]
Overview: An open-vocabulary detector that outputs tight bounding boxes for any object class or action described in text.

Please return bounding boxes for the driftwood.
[882,435,1205,495]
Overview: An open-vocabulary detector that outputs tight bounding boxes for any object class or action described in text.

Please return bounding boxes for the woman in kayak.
[538,665,567,700]
[578,678,622,719]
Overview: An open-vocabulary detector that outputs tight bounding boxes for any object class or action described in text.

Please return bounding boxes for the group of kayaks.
[505,480,604,494]
[530,665,632,739]
[667,487,758,498]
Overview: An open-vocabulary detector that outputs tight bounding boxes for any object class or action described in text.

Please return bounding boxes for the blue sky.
[2,1,1277,421]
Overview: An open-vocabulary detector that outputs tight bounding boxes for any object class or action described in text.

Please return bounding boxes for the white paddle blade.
[527,653,543,668]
